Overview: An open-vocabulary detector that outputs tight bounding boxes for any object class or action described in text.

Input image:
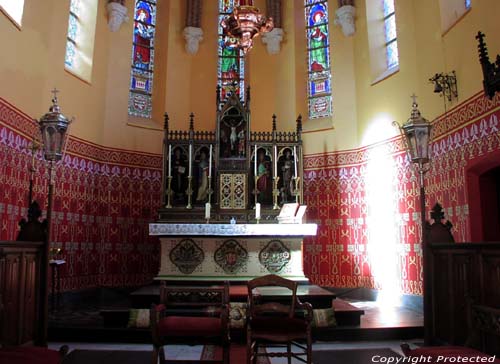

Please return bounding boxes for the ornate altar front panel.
[219,173,246,209]
[150,223,317,280]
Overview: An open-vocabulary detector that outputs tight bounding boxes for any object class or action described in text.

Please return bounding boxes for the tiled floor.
[49,340,422,363]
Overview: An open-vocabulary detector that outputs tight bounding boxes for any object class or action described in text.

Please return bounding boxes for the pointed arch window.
[218,0,245,101]
[128,0,157,118]
[465,0,471,9]
[64,0,98,82]
[0,0,25,28]
[305,0,332,119]
[65,0,80,69]
[383,0,399,69]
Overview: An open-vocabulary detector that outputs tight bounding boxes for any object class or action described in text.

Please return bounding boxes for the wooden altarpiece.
[158,86,304,223]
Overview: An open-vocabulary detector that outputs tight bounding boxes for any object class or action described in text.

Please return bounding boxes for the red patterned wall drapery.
[1,92,499,293]
[0,98,162,291]
[303,92,500,295]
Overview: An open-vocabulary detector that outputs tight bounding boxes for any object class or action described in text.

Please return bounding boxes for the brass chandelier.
[221,0,274,55]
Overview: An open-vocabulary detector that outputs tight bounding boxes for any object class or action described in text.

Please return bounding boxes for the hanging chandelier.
[221,0,274,55]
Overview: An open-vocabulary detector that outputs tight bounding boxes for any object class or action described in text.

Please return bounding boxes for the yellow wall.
[0,0,107,145]
[2,0,500,155]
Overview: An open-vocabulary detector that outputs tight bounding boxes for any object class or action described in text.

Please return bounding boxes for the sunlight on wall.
[361,113,398,146]
[363,115,402,306]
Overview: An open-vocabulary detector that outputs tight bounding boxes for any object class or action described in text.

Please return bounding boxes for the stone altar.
[149,223,317,281]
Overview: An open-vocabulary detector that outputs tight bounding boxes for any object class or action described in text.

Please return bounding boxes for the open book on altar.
[277,203,307,224]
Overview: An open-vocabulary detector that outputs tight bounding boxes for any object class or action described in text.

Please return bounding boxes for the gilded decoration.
[214,239,248,274]
[169,239,204,274]
[259,239,291,273]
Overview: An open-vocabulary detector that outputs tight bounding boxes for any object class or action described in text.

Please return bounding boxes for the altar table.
[149,223,317,281]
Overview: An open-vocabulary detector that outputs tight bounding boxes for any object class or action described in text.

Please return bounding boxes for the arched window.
[0,0,25,28]
[64,0,98,82]
[305,0,332,119]
[383,0,399,69]
[438,0,471,34]
[218,0,245,101]
[128,0,157,118]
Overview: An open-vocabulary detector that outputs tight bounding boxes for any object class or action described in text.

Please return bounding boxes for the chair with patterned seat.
[150,282,230,364]
[246,274,313,364]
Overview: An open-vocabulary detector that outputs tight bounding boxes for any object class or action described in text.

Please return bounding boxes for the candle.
[274,145,278,178]
[188,144,192,177]
[255,202,261,220]
[168,145,172,177]
[205,202,211,220]
[254,145,257,176]
[294,146,298,178]
[209,145,212,178]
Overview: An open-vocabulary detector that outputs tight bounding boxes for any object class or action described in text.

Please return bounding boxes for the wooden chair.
[246,274,313,364]
[150,282,230,364]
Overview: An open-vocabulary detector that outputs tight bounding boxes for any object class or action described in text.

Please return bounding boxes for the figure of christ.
[196,150,209,202]
[230,126,238,155]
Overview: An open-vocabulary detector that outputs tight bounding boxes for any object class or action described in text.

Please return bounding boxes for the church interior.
[1,0,500,363]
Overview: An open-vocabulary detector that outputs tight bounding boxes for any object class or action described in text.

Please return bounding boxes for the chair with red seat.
[150,282,230,364]
[246,274,313,364]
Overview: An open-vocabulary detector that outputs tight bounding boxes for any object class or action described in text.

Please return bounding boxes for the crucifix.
[411,93,418,106]
[51,87,59,101]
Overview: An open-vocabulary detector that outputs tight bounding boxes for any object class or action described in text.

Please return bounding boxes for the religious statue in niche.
[278,148,295,204]
[171,147,187,203]
[220,118,245,158]
[195,148,209,203]
[255,148,272,204]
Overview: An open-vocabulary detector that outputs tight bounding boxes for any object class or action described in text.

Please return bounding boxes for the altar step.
[129,284,337,309]
[48,286,422,343]
[97,298,363,328]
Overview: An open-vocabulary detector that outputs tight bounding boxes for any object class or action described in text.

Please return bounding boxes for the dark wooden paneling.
[428,242,500,346]
[0,242,44,346]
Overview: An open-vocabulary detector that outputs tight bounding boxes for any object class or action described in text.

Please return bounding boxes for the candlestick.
[254,145,257,176]
[168,145,172,177]
[274,145,278,178]
[209,144,212,178]
[294,146,298,178]
[255,202,261,221]
[188,144,192,177]
[205,202,211,220]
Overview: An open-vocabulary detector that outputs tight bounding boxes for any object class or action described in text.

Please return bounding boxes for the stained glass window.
[465,0,471,9]
[128,0,157,118]
[305,0,332,119]
[218,0,245,101]
[383,0,399,69]
[65,0,81,68]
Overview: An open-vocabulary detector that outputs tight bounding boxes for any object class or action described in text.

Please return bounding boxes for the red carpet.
[201,344,270,364]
